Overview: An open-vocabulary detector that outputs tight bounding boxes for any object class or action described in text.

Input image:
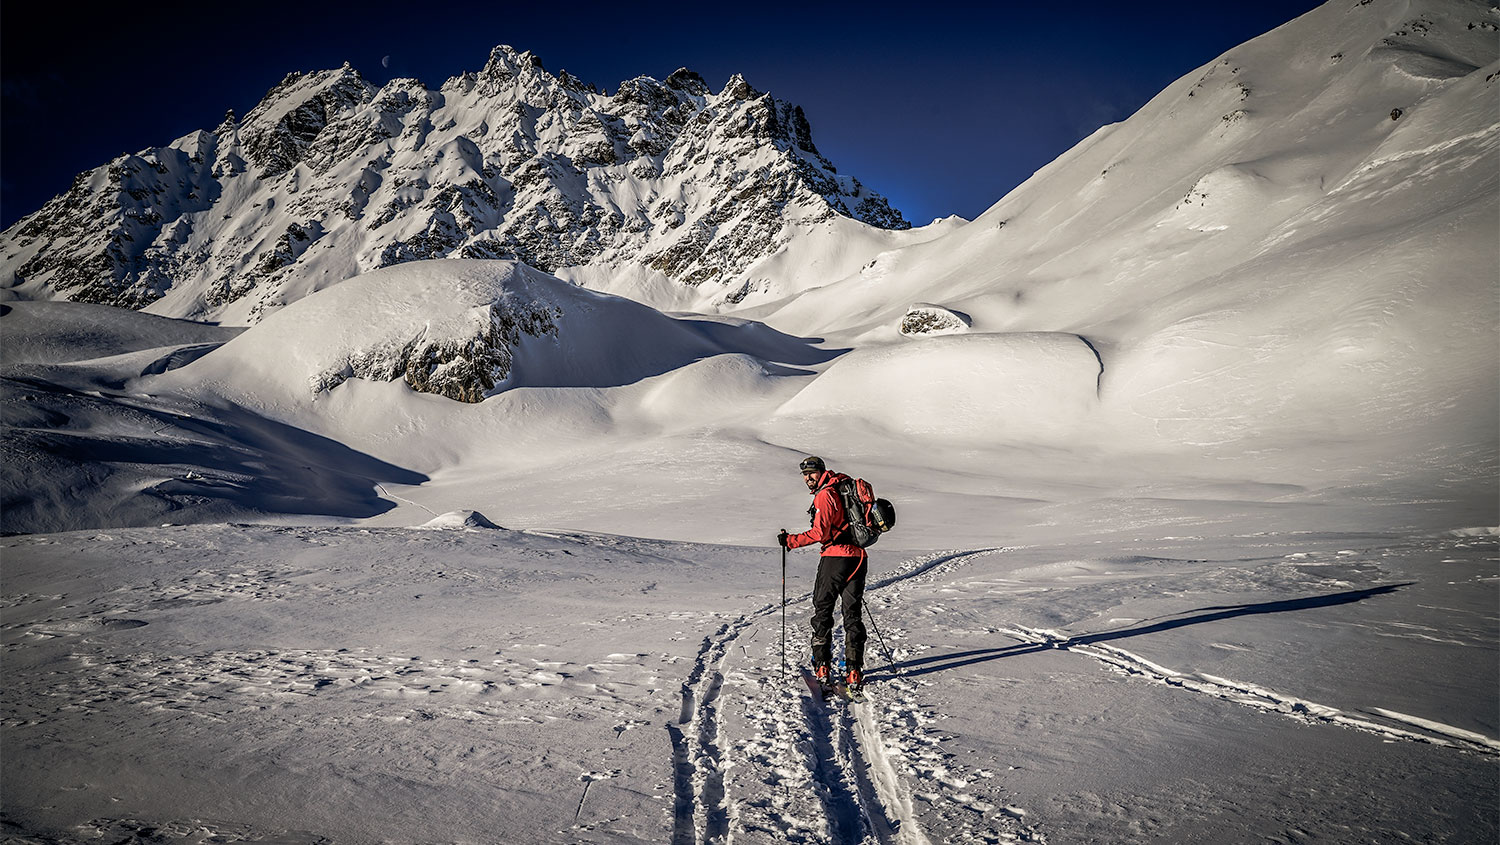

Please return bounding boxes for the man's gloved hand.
[777,529,789,548]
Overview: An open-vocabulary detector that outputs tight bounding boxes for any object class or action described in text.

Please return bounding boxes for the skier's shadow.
[875,582,1412,681]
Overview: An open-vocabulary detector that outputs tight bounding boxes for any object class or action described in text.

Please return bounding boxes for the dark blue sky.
[2,1,1323,230]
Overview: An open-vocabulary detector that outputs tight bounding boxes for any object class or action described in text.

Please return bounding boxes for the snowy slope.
[745,0,1498,482]
[758,0,1499,338]
[0,260,842,536]
[0,300,235,366]
[0,294,460,535]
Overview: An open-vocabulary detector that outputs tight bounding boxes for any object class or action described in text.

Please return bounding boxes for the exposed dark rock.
[900,304,971,336]
[313,299,561,402]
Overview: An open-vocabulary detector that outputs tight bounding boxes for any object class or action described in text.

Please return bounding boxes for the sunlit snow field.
[3,0,1498,842]
[3,517,1495,843]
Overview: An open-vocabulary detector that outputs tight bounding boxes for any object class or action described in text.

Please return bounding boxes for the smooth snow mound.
[774,332,1101,444]
[418,510,505,530]
[162,259,730,402]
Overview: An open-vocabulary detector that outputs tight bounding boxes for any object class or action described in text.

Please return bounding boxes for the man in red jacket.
[778,455,867,689]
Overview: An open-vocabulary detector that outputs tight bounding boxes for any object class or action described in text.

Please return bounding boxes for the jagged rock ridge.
[1,47,908,323]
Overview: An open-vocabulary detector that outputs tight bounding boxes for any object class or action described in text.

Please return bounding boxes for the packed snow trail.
[849,694,932,845]
[672,546,1035,843]
[670,613,765,843]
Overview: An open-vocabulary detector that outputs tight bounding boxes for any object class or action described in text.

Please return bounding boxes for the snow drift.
[773,333,1101,445]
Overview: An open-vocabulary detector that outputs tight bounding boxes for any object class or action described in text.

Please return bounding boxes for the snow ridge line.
[373,483,440,518]
[1003,625,1500,758]
[869,547,1018,593]
[1332,121,1500,191]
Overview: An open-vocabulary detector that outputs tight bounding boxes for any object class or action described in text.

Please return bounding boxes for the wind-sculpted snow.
[772,333,1102,445]
[0,259,848,533]
[0,300,240,366]
[0,374,429,535]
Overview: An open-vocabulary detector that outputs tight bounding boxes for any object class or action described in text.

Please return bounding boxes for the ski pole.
[862,595,899,675]
[780,543,787,683]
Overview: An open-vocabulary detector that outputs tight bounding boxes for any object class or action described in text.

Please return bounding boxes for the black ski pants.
[810,553,867,670]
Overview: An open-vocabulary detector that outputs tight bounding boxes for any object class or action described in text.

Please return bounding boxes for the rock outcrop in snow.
[418,510,504,529]
[306,293,561,403]
[0,47,907,323]
[899,303,971,336]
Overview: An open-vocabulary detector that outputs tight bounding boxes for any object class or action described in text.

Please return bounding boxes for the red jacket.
[786,471,866,558]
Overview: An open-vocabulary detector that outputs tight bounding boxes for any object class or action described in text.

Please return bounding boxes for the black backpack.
[834,477,896,548]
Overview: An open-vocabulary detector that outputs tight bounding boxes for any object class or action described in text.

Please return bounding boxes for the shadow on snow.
[0,374,428,534]
[875,583,1413,681]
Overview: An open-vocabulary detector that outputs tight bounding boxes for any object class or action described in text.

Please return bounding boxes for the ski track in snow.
[1001,625,1500,758]
[665,546,1038,844]
[9,527,1491,842]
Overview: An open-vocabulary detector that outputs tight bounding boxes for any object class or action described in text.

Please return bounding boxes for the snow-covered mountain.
[0,46,914,324]
[3,0,1494,540]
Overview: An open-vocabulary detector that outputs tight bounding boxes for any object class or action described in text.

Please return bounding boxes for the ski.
[801,665,869,704]
[800,665,836,704]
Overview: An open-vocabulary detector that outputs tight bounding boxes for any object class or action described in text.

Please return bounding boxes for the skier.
[778,455,867,692]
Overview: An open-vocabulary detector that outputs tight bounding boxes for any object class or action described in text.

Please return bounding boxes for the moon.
[381,55,391,69]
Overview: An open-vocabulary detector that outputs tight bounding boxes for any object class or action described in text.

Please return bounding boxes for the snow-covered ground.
[2,283,1495,842]
[3,519,1495,843]
[3,0,1497,842]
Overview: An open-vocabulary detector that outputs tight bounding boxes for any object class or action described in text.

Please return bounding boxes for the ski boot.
[813,663,836,699]
[844,666,866,702]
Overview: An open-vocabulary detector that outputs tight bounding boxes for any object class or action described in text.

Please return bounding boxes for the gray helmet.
[798,456,826,474]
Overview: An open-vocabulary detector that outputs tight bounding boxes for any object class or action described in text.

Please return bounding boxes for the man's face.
[802,470,820,491]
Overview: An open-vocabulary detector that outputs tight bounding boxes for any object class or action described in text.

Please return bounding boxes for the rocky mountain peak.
[1,45,908,324]
[664,68,710,97]
[721,73,760,101]
[238,65,376,178]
